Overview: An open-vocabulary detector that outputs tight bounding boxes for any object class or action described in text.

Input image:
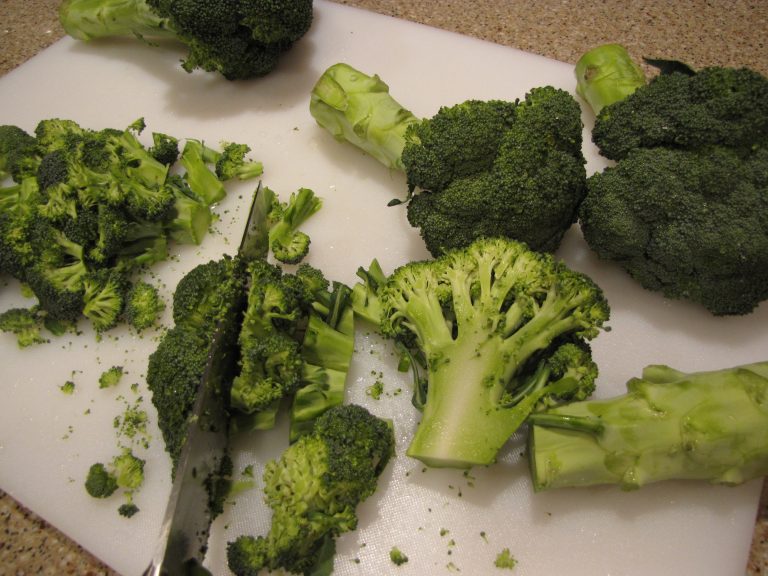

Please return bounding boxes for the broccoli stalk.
[366,237,609,468]
[529,361,768,490]
[59,0,314,80]
[574,43,647,115]
[310,63,587,256]
[226,404,394,576]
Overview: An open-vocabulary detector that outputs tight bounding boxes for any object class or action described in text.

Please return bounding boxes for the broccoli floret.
[163,174,214,246]
[390,547,409,566]
[0,124,38,182]
[0,307,48,348]
[59,0,314,80]
[146,326,211,469]
[214,142,264,181]
[263,186,322,264]
[82,268,129,333]
[591,65,768,161]
[529,361,768,490]
[84,462,118,498]
[147,256,245,469]
[124,279,165,331]
[226,404,394,576]
[310,63,587,256]
[360,236,608,468]
[148,132,180,165]
[99,365,124,389]
[179,139,227,206]
[580,146,768,315]
[494,548,517,570]
[574,48,768,315]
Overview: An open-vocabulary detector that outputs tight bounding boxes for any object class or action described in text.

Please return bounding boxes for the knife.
[144,182,270,576]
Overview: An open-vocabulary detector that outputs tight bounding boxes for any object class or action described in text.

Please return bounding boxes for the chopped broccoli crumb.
[494,548,517,570]
[390,547,409,566]
[60,380,75,395]
[99,365,124,389]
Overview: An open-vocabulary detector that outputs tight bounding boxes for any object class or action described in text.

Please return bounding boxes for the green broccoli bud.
[84,462,118,499]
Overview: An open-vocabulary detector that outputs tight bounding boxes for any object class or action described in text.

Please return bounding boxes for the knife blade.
[144,182,269,576]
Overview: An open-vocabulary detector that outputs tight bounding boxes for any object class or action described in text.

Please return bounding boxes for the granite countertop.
[1,1,767,574]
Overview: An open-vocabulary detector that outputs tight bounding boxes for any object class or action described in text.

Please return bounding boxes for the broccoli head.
[575,49,768,315]
[580,145,768,315]
[310,63,587,256]
[226,404,394,576]
[363,236,608,468]
[59,0,314,80]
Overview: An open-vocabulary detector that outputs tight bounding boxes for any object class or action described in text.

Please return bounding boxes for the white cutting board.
[1,2,767,575]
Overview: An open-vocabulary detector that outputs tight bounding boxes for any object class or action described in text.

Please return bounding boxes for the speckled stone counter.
[1,1,767,574]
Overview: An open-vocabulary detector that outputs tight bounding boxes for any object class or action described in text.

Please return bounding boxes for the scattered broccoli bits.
[84,449,145,517]
[98,365,124,389]
[494,548,517,570]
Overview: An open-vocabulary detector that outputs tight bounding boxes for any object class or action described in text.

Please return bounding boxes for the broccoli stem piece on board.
[529,361,768,490]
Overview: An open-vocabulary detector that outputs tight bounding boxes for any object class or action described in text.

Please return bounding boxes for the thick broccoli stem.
[406,268,595,468]
[309,63,420,171]
[59,0,173,41]
[574,44,646,115]
[528,361,768,490]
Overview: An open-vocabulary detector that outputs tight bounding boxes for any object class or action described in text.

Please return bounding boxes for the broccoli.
[355,237,609,468]
[390,547,409,566]
[214,142,264,181]
[59,0,314,80]
[0,124,37,182]
[147,256,246,470]
[528,361,768,490]
[99,365,124,389]
[84,449,145,516]
[84,462,118,498]
[229,259,355,439]
[575,47,768,315]
[262,186,322,264]
[310,63,587,256]
[226,404,394,576]
[0,306,47,347]
[0,117,256,333]
[494,548,517,570]
[574,43,646,116]
[124,279,165,331]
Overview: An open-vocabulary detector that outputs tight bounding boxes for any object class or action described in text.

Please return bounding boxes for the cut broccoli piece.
[124,279,165,331]
[226,404,394,576]
[358,236,608,468]
[529,361,768,490]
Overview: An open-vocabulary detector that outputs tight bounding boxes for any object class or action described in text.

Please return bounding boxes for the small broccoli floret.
[113,449,145,491]
[363,236,608,468]
[529,361,768,490]
[82,268,128,333]
[118,503,140,518]
[310,63,587,256]
[84,462,118,498]
[214,142,264,181]
[59,0,314,80]
[0,124,38,182]
[390,547,409,566]
[263,186,322,264]
[124,279,165,331]
[0,306,48,347]
[148,132,180,165]
[99,365,124,389]
[494,548,517,570]
[226,404,394,576]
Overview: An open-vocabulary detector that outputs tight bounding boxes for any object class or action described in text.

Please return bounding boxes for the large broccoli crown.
[404,88,587,256]
[149,0,314,80]
[227,404,393,576]
[592,66,768,160]
[581,145,768,315]
[372,237,608,468]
